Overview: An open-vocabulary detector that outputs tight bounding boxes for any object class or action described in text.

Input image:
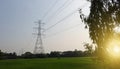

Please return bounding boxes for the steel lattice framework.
[33,20,44,54]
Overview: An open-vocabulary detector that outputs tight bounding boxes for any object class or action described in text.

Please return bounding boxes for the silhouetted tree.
[22,52,34,58]
[49,51,61,57]
[62,51,73,57]
[80,0,120,58]
[35,54,46,58]
[0,50,3,59]
[12,52,17,59]
[83,43,94,56]
[73,49,84,57]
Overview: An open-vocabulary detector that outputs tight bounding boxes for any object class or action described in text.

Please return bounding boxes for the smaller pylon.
[33,20,44,54]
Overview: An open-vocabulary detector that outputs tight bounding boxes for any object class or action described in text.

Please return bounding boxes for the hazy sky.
[0,0,91,54]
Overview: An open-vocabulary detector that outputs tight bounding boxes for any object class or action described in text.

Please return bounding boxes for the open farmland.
[0,57,105,69]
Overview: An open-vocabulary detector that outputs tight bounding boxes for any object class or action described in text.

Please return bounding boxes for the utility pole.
[33,20,44,54]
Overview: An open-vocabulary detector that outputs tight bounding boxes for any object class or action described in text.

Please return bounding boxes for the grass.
[0,57,107,69]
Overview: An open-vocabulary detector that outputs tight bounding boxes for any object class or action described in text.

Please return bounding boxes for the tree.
[49,51,61,57]
[22,52,34,58]
[12,52,17,59]
[0,50,3,59]
[73,49,84,57]
[35,54,46,58]
[80,0,120,58]
[83,43,94,56]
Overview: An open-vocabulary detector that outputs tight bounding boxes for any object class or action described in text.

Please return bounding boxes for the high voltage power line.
[46,0,74,23]
[44,2,88,32]
[44,24,81,39]
[53,0,74,18]
[44,10,78,32]
[37,1,89,38]
[41,0,59,20]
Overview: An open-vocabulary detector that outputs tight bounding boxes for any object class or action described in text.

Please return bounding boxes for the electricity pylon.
[33,20,44,54]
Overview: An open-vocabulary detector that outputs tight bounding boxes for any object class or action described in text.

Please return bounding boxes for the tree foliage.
[84,43,93,55]
[80,0,120,57]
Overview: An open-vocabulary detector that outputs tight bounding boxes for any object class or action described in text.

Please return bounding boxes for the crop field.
[0,57,107,69]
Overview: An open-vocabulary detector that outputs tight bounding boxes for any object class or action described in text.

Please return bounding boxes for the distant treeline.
[0,49,94,59]
[0,50,17,59]
[0,43,95,59]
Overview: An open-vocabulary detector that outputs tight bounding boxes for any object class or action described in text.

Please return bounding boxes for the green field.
[0,57,106,69]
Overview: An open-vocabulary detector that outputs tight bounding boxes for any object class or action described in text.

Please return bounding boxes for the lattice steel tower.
[33,20,44,54]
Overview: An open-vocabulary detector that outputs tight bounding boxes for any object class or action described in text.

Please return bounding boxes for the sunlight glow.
[114,26,120,33]
[107,40,120,58]
[113,46,120,53]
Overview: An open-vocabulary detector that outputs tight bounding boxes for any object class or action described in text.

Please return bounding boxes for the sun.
[107,44,120,58]
[113,46,120,53]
